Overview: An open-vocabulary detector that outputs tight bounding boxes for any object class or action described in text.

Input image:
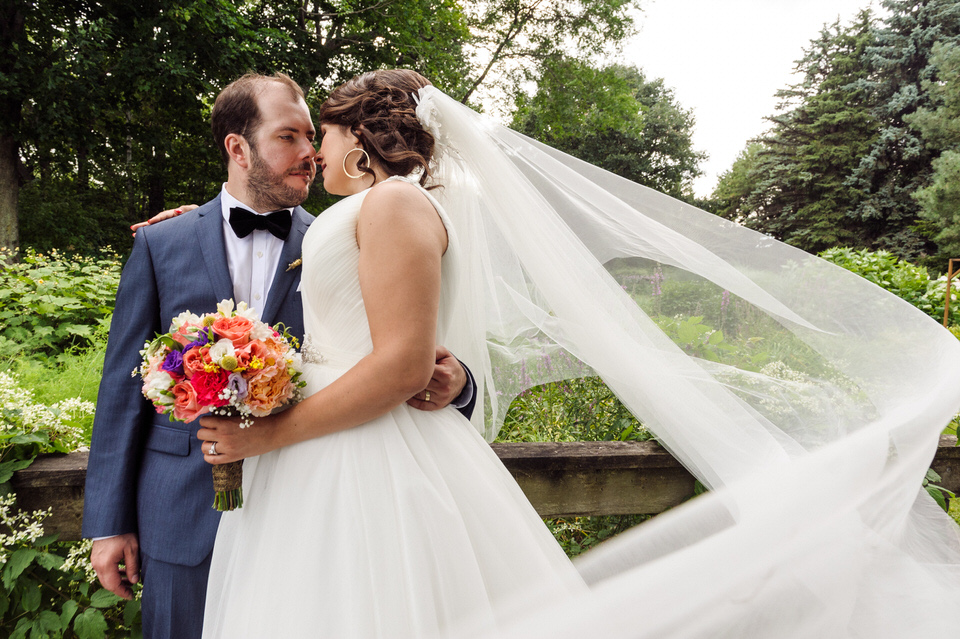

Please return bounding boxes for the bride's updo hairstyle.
[317,69,437,188]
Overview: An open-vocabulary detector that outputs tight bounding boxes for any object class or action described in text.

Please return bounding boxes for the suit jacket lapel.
[197,196,235,306]
[261,206,312,325]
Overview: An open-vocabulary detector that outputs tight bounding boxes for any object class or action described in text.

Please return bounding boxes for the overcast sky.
[623,0,879,196]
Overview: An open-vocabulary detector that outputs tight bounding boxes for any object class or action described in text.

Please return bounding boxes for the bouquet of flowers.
[138,299,305,510]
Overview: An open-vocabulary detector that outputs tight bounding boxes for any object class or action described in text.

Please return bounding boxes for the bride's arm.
[197,181,448,462]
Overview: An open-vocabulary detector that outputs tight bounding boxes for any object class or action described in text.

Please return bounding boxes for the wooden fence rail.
[11,436,960,541]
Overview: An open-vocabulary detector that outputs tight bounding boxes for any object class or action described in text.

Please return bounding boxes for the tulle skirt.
[202,362,585,638]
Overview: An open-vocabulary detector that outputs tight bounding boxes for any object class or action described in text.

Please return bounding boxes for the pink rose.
[171,322,203,346]
[192,370,230,407]
[212,316,254,347]
[245,365,294,416]
[172,381,205,422]
[182,347,207,379]
[235,341,268,370]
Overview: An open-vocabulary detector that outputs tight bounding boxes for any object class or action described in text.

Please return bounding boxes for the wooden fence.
[11,436,960,541]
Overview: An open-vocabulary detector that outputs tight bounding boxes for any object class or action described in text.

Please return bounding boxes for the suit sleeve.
[453,360,478,422]
[81,231,162,539]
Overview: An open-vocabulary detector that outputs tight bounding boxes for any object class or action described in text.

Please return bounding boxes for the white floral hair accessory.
[413,86,455,163]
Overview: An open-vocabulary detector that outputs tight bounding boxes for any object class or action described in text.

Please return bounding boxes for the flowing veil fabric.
[412,86,960,637]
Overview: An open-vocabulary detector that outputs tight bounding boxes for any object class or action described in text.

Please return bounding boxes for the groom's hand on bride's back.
[407,346,467,411]
[130,204,198,236]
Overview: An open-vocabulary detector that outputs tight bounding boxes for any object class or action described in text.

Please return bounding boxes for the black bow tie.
[229,207,292,240]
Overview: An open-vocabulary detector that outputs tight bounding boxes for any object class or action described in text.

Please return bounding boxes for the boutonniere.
[286,258,302,272]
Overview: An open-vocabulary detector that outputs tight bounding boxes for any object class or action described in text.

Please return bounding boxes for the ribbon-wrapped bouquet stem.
[138,299,304,510]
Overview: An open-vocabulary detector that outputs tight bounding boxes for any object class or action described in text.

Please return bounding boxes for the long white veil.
[414,85,960,637]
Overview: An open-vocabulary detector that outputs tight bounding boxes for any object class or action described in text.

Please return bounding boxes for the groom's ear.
[224,133,251,170]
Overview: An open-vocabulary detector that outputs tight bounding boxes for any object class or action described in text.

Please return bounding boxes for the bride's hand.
[197,413,280,464]
[130,204,198,236]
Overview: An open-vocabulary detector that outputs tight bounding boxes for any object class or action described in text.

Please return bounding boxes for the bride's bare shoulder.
[359,179,446,249]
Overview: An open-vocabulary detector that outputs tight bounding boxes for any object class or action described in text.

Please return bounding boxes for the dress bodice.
[298,178,460,367]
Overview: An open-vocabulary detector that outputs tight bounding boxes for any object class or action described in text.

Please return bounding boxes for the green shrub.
[0,371,138,638]
[0,248,121,365]
[819,247,960,324]
[546,514,650,557]
[498,376,650,444]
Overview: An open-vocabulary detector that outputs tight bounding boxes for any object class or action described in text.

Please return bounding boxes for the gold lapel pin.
[286,258,302,272]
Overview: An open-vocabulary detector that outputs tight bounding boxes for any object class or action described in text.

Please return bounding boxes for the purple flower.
[161,350,184,376]
[184,327,212,352]
[226,373,248,400]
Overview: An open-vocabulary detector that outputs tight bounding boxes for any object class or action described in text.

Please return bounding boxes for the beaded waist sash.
[301,334,367,368]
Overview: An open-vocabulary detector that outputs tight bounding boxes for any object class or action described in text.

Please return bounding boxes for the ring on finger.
[424,391,431,403]
[209,442,219,456]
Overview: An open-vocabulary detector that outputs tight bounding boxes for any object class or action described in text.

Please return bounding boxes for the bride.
[197,69,960,638]
[197,69,586,638]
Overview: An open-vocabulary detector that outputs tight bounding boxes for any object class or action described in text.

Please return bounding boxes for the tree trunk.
[147,146,166,216]
[0,133,18,255]
[0,0,25,256]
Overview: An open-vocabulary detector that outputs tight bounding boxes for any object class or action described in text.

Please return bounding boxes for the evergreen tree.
[847,0,960,259]
[712,13,878,253]
[710,143,763,222]
[909,41,960,261]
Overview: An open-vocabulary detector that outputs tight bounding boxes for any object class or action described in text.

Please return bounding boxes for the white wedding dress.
[203,85,960,638]
[202,179,586,639]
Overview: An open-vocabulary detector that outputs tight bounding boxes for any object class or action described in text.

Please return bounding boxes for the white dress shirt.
[219,185,289,319]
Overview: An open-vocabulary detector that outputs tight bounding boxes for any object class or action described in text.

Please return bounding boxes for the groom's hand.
[90,533,140,600]
[407,346,467,411]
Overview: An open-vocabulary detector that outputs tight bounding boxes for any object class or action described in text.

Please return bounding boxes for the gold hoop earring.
[342,148,371,179]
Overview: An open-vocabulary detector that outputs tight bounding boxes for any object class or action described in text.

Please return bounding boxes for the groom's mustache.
[290,161,316,176]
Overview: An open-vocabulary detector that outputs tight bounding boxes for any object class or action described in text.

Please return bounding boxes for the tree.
[3,0,308,254]
[512,59,705,198]
[846,0,960,259]
[6,0,477,254]
[909,41,960,260]
[460,0,640,107]
[711,13,879,253]
[710,143,764,222]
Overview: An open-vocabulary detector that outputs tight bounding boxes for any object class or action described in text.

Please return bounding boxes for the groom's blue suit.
[82,195,312,637]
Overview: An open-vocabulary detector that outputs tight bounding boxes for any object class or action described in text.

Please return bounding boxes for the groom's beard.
[246,146,315,212]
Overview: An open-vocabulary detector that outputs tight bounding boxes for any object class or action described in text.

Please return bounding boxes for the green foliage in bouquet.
[0,249,122,364]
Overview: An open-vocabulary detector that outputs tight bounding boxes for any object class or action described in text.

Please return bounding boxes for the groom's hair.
[211,73,306,166]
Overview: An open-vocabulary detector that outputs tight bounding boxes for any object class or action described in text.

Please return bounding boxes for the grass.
[1,331,107,439]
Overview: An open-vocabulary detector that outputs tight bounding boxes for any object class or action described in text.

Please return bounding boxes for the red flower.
[192,370,231,407]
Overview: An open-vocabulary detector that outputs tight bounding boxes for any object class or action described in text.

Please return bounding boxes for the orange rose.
[245,365,294,416]
[182,347,207,379]
[235,341,268,370]
[212,316,254,347]
[172,380,205,422]
[171,322,203,346]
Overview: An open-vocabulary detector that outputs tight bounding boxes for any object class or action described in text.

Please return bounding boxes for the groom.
[82,73,475,639]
